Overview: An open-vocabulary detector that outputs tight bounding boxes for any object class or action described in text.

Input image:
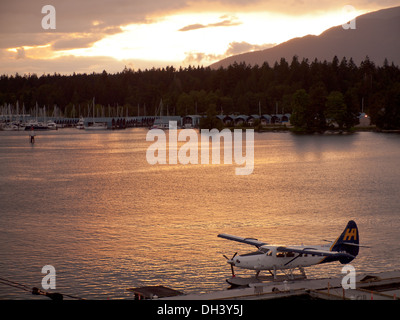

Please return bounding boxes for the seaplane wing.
[217,233,267,248]
[276,246,354,259]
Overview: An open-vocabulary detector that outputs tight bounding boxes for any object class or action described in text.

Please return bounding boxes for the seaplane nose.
[223,252,238,265]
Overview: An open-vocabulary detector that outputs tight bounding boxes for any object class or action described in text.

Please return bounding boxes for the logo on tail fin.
[343,228,357,241]
[331,220,359,264]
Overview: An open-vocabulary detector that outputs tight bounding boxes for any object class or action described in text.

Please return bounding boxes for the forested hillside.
[1,55,400,130]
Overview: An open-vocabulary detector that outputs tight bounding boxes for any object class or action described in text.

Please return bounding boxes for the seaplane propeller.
[223,252,238,277]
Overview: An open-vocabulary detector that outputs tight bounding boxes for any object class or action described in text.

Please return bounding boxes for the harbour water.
[0,129,399,299]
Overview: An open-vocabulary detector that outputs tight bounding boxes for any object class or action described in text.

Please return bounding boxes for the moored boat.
[84,121,108,130]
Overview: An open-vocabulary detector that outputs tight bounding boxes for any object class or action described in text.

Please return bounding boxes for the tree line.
[1,55,400,131]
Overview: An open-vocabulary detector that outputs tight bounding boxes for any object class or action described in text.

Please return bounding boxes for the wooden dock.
[159,270,400,300]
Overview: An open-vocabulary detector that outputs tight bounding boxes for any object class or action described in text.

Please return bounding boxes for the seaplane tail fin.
[331,220,359,264]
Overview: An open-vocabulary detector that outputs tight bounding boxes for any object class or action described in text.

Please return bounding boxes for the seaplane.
[218,220,364,286]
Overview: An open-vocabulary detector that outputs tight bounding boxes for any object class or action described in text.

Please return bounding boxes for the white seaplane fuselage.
[228,243,333,271]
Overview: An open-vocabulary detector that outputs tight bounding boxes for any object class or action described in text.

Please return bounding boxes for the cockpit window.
[259,247,269,253]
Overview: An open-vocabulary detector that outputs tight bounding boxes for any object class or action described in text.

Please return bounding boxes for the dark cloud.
[0,0,190,50]
[179,16,241,31]
[0,0,189,34]
[179,24,206,32]
[50,25,123,50]
[15,47,26,59]
[51,35,104,51]
[210,18,242,27]
[0,33,54,49]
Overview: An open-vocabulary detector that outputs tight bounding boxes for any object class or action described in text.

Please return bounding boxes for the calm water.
[0,129,399,299]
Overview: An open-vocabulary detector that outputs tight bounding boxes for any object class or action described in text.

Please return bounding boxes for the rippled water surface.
[0,129,399,299]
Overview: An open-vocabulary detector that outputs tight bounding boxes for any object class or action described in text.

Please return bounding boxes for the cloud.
[0,54,177,76]
[1,1,395,37]
[49,25,122,51]
[0,0,189,33]
[179,24,207,32]
[183,41,276,65]
[179,15,241,31]
[225,41,275,55]
[16,47,26,59]
[0,0,190,51]
[51,35,104,51]
[183,52,222,65]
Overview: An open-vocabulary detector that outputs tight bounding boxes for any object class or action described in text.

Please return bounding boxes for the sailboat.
[84,98,107,130]
[1,103,26,131]
[151,99,169,129]
[76,116,85,129]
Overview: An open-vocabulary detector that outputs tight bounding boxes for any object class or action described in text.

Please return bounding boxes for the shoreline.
[217,125,387,134]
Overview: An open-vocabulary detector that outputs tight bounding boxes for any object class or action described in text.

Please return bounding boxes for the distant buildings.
[357,113,371,127]
[214,114,291,127]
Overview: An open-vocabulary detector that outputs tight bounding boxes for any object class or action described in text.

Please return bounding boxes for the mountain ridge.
[210,6,400,69]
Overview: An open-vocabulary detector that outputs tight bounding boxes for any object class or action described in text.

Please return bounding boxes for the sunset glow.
[0,1,388,74]
[55,9,365,67]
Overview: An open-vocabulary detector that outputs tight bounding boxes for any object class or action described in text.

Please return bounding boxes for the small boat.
[24,120,49,130]
[84,121,108,130]
[2,122,26,131]
[76,117,85,129]
[151,118,170,130]
[47,120,58,130]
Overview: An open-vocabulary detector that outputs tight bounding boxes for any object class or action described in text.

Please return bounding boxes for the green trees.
[290,89,310,130]
[199,104,223,131]
[1,56,399,130]
[374,82,400,130]
[325,91,347,129]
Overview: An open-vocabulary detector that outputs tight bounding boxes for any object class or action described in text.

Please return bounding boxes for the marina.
[1,100,376,132]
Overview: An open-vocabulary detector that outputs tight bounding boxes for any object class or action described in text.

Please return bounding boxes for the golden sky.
[0,0,396,75]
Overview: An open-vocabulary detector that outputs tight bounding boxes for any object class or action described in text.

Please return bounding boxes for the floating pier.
[157,270,400,300]
[127,286,183,300]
